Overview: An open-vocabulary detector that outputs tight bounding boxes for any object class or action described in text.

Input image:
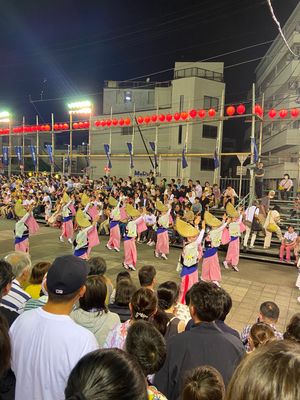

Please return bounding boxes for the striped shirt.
[1,279,31,314]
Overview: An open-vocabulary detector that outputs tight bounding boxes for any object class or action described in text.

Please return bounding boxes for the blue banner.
[45,144,53,164]
[213,150,219,169]
[15,146,22,164]
[66,145,70,167]
[30,145,37,167]
[2,146,8,166]
[104,144,112,169]
[127,142,134,169]
[149,141,158,168]
[251,138,259,163]
[182,145,188,169]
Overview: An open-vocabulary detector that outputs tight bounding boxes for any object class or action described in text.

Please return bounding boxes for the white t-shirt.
[10,307,98,400]
[245,206,259,222]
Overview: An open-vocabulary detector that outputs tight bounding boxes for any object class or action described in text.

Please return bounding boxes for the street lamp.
[67,100,92,175]
[0,111,11,177]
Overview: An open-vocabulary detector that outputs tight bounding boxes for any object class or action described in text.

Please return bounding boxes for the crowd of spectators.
[0,252,299,400]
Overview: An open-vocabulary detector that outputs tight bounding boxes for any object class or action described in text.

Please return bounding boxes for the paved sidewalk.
[0,219,299,333]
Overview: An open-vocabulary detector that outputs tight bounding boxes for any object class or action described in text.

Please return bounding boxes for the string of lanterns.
[0,103,299,135]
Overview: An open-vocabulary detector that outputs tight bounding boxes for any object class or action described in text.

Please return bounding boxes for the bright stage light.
[67,100,92,110]
[0,111,11,122]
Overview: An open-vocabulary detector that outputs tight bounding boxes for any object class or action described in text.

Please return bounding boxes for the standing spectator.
[9,255,98,400]
[279,225,298,262]
[212,184,221,208]
[226,341,300,400]
[125,321,167,400]
[1,252,32,314]
[25,261,50,299]
[254,161,265,199]
[195,180,202,198]
[258,190,275,226]
[138,265,157,291]
[0,260,18,327]
[71,275,120,347]
[278,173,293,200]
[240,301,283,351]
[263,205,283,249]
[182,366,225,400]
[65,349,148,400]
[154,282,245,400]
[243,201,260,249]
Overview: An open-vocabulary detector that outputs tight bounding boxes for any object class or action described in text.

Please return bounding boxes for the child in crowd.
[25,262,51,299]
[279,225,298,263]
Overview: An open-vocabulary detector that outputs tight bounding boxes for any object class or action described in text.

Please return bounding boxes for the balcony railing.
[173,67,223,82]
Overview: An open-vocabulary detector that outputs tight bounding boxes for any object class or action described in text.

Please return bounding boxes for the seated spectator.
[71,275,120,347]
[291,195,300,218]
[226,341,300,400]
[278,173,293,200]
[182,365,225,400]
[25,261,50,299]
[65,349,148,400]
[241,301,283,351]
[0,260,18,326]
[222,185,237,208]
[157,281,185,337]
[279,225,298,263]
[0,312,15,400]
[108,278,136,322]
[109,270,132,304]
[1,252,32,314]
[212,184,221,208]
[154,281,245,400]
[104,288,158,350]
[87,256,113,304]
[10,255,98,400]
[283,313,300,342]
[138,265,157,291]
[192,197,202,216]
[125,320,167,400]
[248,322,276,351]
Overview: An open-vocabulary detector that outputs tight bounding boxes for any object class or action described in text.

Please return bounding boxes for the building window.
[202,124,217,139]
[178,125,183,144]
[124,91,132,103]
[204,96,219,110]
[179,95,184,112]
[201,158,214,171]
[121,126,133,135]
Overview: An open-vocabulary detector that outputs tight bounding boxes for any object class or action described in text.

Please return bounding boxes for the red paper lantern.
[291,108,299,118]
[95,120,100,127]
[13,128,18,133]
[236,104,246,115]
[144,116,151,124]
[106,119,112,127]
[31,126,36,132]
[279,109,288,118]
[137,116,144,124]
[254,104,263,116]
[73,123,79,129]
[53,124,58,130]
[158,114,165,122]
[180,112,188,120]
[208,108,216,117]
[174,112,180,121]
[166,114,173,122]
[151,115,157,123]
[83,121,89,128]
[58,124,64,130]
[112,119,118,126]
[268,109,277,119]
[189,109,197,119]
[78,122,84,129]
[119,118,125,126]
[198,109,206,118]
[62,123,68,130]
[226,106,235,116]
[101,120,107,127]
[125,118,131,125]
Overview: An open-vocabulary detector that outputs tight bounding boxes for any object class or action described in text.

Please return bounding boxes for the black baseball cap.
[47,255,90,295]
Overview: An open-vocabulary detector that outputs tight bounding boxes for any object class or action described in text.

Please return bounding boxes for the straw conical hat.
[155,201,168,213]
[75,209,91,228]
[15,200,26,218]
[204,211,222,228]
[81,193,90,207]
[63,192,70,203]
[108,196,118,207]
[125,204,140,218]
[176,218,199,238]
[226,202,239,218]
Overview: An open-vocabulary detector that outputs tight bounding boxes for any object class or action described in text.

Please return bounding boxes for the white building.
[255,3,300,181]
[90,61,225,181]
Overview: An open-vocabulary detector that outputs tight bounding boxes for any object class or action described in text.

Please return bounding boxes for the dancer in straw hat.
[106,196,121,252]
[73,210,99,259]
[82,194,100,257]
[59,193,74,244]
[14,201,38,253]
[155,201,171,260]
[176,218,205,304]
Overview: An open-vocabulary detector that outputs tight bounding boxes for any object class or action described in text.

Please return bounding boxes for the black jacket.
[154,321,245,400]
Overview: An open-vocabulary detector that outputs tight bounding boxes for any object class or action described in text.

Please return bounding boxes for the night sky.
[0,0,298,126]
